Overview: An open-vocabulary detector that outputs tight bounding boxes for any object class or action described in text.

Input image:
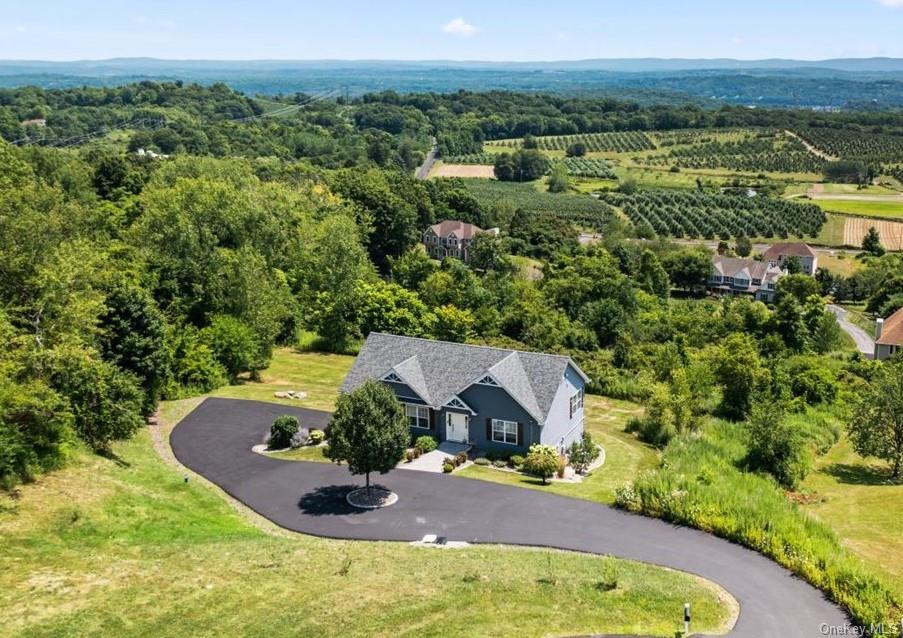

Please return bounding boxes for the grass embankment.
[616,416,903,632]
[0,351,734,638]
[458,396,657,504]
[817,252,862,277]
[801,436,903,590]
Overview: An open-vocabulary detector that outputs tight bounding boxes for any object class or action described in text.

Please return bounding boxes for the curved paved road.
[828,304,875,356]
[171,398,848,637]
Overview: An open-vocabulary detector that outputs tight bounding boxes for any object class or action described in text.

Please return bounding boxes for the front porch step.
[437,441,471,456]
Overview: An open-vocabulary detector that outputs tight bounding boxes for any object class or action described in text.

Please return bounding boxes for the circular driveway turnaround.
[171,398,848,638]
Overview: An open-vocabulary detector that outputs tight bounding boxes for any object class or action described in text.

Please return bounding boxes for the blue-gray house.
[339,333,589,455]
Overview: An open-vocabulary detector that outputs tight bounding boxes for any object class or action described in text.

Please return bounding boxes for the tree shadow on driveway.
[298,484,391,516]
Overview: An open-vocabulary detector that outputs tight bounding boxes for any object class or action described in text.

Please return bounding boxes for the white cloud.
[441,18,477,37]
[15,26,26,33]
[877,0,903,6]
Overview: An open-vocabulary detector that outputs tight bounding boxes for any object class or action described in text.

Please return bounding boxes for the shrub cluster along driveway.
[171,397,848,638]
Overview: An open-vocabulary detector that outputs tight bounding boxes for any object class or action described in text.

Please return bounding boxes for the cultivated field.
[843,217,903,250]
[814,198,903,220]
[430,162,496,178]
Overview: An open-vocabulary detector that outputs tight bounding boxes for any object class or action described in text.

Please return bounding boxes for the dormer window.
[476,375,499,386]
[382,371,403,383]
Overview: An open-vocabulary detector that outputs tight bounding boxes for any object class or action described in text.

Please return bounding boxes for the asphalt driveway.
[828,304,875,356]
[170,398,849,638]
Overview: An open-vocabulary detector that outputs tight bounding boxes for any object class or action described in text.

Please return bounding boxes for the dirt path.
[784,130,838,162]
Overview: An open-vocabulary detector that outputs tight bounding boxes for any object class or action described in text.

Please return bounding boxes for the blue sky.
[2,0,902,61]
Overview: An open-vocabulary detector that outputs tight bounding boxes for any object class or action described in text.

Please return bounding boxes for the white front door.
[445,412,468,443]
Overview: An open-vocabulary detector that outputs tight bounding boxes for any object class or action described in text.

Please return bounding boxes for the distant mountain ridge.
[3,58,903,109]
[2,57,903,74]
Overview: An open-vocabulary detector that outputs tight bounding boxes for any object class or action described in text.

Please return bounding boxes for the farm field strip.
[843,217,903,251]
[813,198,903,219]
[429,162,496,178]
[487,131,655,153]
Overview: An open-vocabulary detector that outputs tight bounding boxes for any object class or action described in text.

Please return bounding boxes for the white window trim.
[475,374,500,386]
[569,388,584,419]
[405,403,430,429]
[491,418,519,445]
[382,371,403,383]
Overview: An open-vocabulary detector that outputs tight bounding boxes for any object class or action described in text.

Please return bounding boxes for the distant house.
[340,333,589,455]
[708,255,784,303]
[874,307,903,360]
[20,118,47,128]
[763,243,818,276]
[422,220,497,263]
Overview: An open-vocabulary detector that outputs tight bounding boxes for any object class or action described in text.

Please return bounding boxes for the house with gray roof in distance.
[707,254,784,302]
[422,220,497,263]
[763,242,818,276]
[340,333,589,455]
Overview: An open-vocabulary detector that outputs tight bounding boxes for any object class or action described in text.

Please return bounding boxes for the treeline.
[352,90,903,157]
[0,81,432,170]
[0,138,486,487]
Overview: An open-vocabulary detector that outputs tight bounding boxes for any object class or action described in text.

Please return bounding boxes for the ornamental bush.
[269,415,300,450]
[415,435,438,453]
[523,444,560,484]
[309,429,325,445]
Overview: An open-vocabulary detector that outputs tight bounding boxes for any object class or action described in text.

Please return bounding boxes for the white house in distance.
[422,220,498,263]
[763,243,818,276]
[874,307,903,360]
[707,255,784,303]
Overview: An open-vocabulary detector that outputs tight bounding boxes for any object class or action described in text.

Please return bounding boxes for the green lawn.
[800,436,903,590]
[210,348,354,412]
[458,396,657,505]
[814,199,903,220]
[0,352,734,638]
[817,252,862,277]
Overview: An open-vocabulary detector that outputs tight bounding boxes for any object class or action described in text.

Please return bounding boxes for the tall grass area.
[616,417,903,632]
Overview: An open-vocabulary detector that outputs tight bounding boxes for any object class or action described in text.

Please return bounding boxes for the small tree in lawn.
[849,358,903,479]
[523,444,560,485]
[326,380,409,496]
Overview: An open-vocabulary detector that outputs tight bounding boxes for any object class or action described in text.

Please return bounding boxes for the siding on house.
[339,333,589,455]
[540,364,586,451]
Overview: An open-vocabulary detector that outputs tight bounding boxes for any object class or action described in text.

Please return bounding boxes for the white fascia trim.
[442,394,477,415]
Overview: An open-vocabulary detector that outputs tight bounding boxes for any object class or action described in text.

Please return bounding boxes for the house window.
[476,375,499,386]
[569,388,584,418]
[405,404,430,429]
[492,419,518,445]
[383,371,403,383]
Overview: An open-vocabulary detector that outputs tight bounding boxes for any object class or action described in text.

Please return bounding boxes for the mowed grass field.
[814,198,903,220]
[0,349,735,638]
[801,436,903,590]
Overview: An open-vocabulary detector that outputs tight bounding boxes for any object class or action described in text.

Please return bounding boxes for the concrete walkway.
[401,442,471,473]
[170,398,849,638]
[828,304,875,356]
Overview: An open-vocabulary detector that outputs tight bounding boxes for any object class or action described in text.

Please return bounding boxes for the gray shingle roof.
[340,333,588,423]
